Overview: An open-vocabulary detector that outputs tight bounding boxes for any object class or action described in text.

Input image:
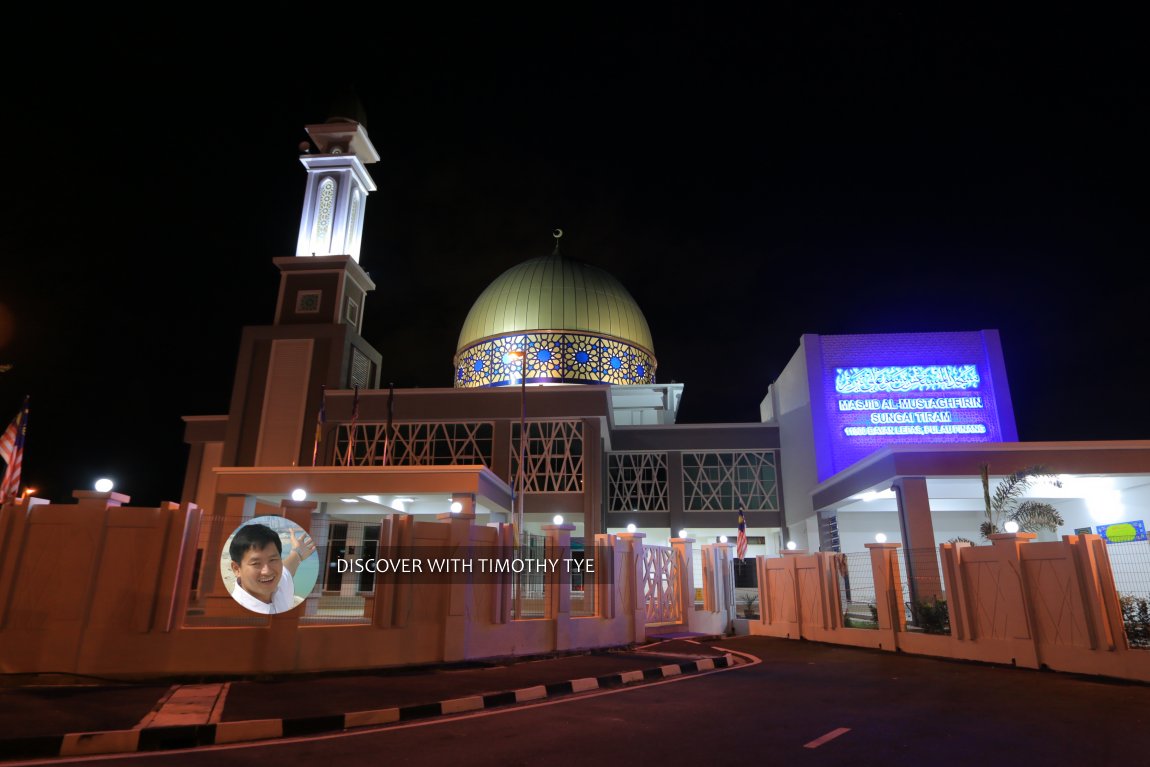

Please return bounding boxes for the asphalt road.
[14,636,1150,766]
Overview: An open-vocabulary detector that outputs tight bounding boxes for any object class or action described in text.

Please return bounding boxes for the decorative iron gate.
[643,545,683,625]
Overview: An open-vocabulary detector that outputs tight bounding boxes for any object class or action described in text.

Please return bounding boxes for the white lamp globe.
[291,488,307,502]
[94,478,114,493]
[450,501,464,513]
[719,535,728,543]
[553,515,564,525]
[786,540,797,551]
[626,523,637,533]
[875,532,888,543]
[1004,520,1020,533]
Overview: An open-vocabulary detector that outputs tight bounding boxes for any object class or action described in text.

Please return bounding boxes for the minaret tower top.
[294,118,379,262]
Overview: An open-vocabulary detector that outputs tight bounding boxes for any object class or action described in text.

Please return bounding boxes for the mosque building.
[3,108,1148,689]
[179,112,1150,601]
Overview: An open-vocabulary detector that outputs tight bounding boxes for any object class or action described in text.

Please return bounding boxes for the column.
[544,522,576,650]
[893,477,943,602]
[616,531,647,642]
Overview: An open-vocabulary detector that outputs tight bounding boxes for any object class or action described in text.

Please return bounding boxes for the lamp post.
[505,347,528,535]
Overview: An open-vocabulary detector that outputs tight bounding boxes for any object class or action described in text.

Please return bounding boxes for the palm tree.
[978,463,1065,540]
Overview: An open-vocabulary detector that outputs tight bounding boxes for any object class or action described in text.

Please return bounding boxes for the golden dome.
[454,251,656,388]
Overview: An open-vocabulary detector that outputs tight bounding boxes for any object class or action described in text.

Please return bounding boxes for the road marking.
[804,727,850,749]
[5,652,763,765]
[134,684,226,729]
[209,683,231,724]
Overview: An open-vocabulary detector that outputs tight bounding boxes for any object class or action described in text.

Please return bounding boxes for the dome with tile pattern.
[454,248,656,388]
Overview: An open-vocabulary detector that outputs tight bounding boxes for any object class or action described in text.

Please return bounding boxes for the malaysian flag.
[0,396,30,504]
[736,508,748,560]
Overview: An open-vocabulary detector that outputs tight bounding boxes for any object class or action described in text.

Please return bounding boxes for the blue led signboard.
[804,331,1018,481]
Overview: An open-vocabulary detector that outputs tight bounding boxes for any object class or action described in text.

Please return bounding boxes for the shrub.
[741,591,759,618]
[910,597,950,635]
[1119,594,1150,649]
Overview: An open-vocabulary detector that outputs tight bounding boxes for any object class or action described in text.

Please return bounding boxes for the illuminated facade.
[796,330,1017,481]
[178,113,1148,574]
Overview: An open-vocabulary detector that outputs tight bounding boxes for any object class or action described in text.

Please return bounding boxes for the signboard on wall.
[1097,520,1147,544]
[805,331,1018,481]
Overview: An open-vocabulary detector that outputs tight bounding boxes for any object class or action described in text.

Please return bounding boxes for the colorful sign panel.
[806,331,1018,481]
[1097,520,1147,544]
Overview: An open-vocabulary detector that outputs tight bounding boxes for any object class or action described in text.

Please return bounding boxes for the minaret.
[294,119,379,261]
[214,113,383,470]
[271,116,380,337]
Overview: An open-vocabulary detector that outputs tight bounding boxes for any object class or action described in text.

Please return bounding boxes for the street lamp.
[504,346,528,534]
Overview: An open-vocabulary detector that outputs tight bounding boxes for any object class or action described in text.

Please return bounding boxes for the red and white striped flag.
[0,396,30,504]
[736,508,748,560]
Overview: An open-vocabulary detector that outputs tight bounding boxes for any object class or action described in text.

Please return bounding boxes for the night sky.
[2,11,1146,506]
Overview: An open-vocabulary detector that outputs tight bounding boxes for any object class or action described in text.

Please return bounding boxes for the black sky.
[1,10,1146,505]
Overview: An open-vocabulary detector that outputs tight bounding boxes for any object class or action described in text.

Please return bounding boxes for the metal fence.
[570,545,597,618]
[896,547,951,635]
[1106,539,1150,649]
[836,551,878,629]
[511,533,547,620]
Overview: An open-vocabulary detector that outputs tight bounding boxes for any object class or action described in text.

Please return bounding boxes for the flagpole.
[344,385,360,466]
[311,385,326,467]
[383,383,394,466]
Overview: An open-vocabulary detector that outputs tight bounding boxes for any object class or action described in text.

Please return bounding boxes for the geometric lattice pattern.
[454,332,656,388]
[511,420,584,493]
[607,452,669,512]
[335,422,493,467]
[314,177,336,250]
[643,545,683,625]
[682,451,779,511]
